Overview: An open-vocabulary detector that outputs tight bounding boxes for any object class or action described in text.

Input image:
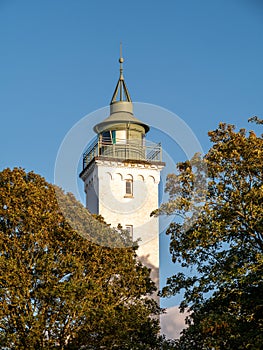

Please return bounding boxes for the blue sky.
[1,0,263,308]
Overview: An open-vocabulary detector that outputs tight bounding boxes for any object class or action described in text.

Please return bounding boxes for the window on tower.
[116,130,126,144]
[125,225,133,239]
[125,179,133,197]
[101,130,117,144]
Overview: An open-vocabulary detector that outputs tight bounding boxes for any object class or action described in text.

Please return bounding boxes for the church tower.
[79,53,165,287]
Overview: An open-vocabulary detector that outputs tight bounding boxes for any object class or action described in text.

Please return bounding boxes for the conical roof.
[93,52,149,134]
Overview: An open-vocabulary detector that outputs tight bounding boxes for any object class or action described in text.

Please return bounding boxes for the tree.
[153,123,263,349]
[0,168,165,349]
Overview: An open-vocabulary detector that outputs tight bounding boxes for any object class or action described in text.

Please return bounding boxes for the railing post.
[82,139,162,170]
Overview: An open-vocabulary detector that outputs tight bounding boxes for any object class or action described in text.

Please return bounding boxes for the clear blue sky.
[1,0,263,308]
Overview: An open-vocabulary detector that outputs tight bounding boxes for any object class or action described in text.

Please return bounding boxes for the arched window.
[125,179,133,196]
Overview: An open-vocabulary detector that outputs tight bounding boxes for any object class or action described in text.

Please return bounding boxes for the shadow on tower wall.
[138,253,160,302]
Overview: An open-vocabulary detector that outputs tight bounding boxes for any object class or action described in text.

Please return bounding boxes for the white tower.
[79,54,165,288]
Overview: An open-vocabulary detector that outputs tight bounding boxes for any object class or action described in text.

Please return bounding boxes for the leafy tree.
[153,123,263,349]
[0,168,165,349]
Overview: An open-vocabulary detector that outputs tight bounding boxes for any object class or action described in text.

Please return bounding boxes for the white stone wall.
[83,159,164,288]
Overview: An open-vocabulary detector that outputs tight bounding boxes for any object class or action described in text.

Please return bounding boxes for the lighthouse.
[79,53,165,288]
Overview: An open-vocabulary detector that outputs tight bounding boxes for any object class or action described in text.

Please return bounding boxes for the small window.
[125,180,133,197]
[125,225,133,238]
[101,130,117,144]
[116,130,126,144]
[101,131,111,144]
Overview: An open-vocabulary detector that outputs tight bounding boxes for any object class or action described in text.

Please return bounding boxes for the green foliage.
[54,185,133,249]
[156,123,263,349]
[92,213,110,226]
[0,168,163,349]
[248,116,263,125]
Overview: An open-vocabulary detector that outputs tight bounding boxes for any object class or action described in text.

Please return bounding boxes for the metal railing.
[83,138,162,169]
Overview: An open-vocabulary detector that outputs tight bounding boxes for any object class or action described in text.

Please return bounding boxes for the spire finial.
[110,43,131,103]
[119,42,124,80]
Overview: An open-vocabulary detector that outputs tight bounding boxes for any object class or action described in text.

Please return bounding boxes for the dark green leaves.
[158,123,263,348]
